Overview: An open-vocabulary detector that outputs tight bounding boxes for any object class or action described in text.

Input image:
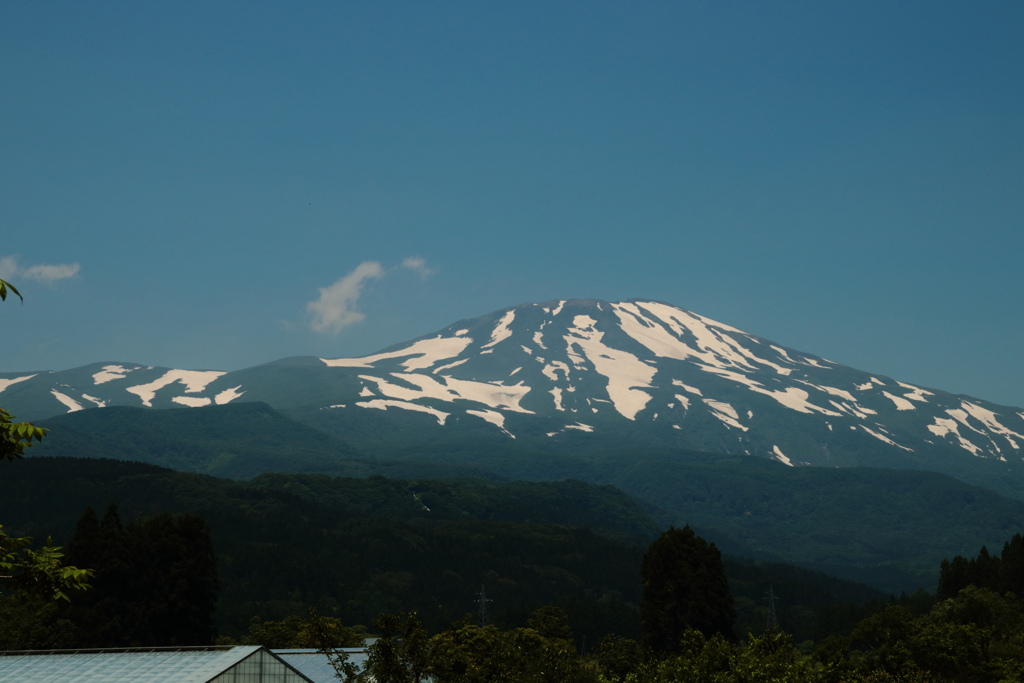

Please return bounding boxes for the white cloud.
[0,257,17,280]
[401,256,435,279]
[0,255,80,283]
[307,261,385,333]
[24,263,81,282]
[307,257,434,334]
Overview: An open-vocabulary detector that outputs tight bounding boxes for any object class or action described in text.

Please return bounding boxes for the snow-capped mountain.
[4,299,1023,492]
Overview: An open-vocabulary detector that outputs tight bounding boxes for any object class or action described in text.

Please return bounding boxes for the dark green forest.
[3,457,886,644]
[2,455,1022,680]
[32,402,1024,594]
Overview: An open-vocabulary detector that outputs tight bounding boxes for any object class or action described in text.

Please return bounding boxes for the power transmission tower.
[765,585,779,632]
[475,584,492,627]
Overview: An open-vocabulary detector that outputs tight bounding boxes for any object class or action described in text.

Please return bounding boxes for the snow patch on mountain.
[550,387,564,411]
[672,380,702,395]
[0,374,36,394]
[215,386,245,405]
[928,417,982,456]
[861,425,914,452]
[433,358,468,374]
[81,394,107,408]
[174,396,212,407]
[322,334,473,371]
[467,409,514,438]
[826,401,876,419]
[51,390,83,413]
[358,399,449,425]
[897,382,933,403]
[772,445,793,466]
[92,365,139,385]
[359,373,533,414]
[799,382,857,403]
[752,386,843,416]
[703,399,747,431]
[126,370,226,407]
[542,361,570,382]
[565,314,654,420]
[959,401,1024,449]
[482,311,516,350]
[883,391,916,411]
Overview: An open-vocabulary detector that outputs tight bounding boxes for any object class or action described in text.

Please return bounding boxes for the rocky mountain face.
[5,298,1023,495]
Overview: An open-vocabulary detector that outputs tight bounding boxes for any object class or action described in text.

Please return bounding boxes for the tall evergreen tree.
[937,533,1024,599]
[999,533,1024,596]
[64,506,219,646]
[640,526,735,653]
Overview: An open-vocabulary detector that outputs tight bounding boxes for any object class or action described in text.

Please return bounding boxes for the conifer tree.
[640,526,735,653]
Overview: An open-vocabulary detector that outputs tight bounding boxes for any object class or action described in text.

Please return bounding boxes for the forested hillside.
[31,402,1024,594]
[0,457,885,643]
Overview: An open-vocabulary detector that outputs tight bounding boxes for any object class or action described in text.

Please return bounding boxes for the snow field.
[564,315,654,420]
[357,399,449,425]
[126,370,226,407]
[482,311,516,350]
[772,446,793,466]
[92,365,139,384]
[322,334,473,371]
[466,409,515,438]
[50,389,83,413]
[703,399,747,431]
[0,375,36,394]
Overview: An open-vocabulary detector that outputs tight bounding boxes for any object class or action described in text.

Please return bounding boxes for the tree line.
[3,501,1021,682]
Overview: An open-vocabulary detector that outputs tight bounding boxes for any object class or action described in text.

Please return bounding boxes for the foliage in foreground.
[619,587,1024,683]
[308,593,1023,683]
[1,278,92,602]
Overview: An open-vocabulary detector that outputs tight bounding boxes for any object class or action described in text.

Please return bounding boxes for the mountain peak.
[4,298,1023,497]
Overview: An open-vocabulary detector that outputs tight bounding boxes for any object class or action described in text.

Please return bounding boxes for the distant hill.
[32,402,492,481]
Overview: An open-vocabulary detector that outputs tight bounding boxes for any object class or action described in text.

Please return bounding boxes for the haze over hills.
[4,298,1023,497]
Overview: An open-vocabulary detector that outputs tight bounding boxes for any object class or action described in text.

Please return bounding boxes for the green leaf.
[0,278,22,303]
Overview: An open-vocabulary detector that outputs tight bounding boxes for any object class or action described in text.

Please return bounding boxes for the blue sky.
[2,1,1022,407]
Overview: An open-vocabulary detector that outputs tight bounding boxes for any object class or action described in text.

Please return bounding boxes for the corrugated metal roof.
[272,648,369,683]
[0,645,308,683]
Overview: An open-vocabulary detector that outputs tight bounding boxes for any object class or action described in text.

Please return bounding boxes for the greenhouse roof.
[273,648,369,683]
[0,645,313,682]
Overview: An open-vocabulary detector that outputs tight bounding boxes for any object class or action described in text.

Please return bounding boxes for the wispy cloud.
[401,256,435,279]
[0,255,80,283]
[307,261,385,333]
[307,257,434,334]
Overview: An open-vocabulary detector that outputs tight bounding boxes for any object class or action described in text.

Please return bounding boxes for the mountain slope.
[6,298,1022,497]
[31,402,496,481]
